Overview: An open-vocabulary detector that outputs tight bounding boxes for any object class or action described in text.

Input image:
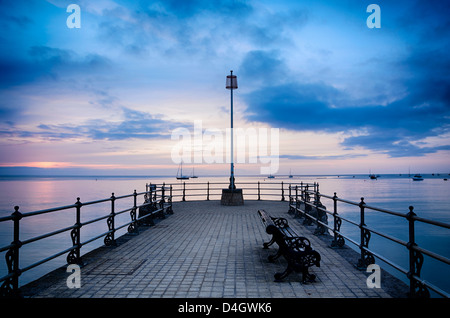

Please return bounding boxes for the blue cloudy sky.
[0,0,449,176]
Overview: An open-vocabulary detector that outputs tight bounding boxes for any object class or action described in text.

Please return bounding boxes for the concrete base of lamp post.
[220,189,244,206]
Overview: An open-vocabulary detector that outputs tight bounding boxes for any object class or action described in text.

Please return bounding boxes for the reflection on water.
[0,175,449,294]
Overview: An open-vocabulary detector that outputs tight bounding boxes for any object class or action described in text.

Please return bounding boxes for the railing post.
[160,183,165,214]
[331,192,344,248]
[314,187,319,205]
[288,185,294,214]
[182,182,186,201]
[104,193,116,246]
[149,183,153,205]
[11,206,21,294]
[128,190,138,234]
[67,198,82,265]
[357,197,366,268]
[257,181,261,200]
[1,206,22,297]
[357,197,374,270]
[281,181,285,201]
[166,185,174,214]
[299,181,302,195]
[207,182,210,201]
[313,190,327,235]
[406,206,429,298]
[300,181,303,199]
[294,185,301,218]
[302,185,313,225]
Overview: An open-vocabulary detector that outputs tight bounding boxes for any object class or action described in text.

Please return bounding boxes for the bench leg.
[301,268,317,284]
[268,248,282,262]
[273,256,296,282]
[263,237,275,249]
[273,257,318,283]
[141,214,155,226]
[157,210,166,219]
[274,266,293,282]
[274,266,317,283]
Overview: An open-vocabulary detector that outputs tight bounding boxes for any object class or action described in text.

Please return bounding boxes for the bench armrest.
[285,236,312,250]
[271,217,289,228]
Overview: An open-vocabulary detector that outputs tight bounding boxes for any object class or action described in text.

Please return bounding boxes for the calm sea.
[0,174,449,295]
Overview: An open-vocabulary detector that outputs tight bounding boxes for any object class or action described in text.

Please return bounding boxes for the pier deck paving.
[22,200,394,298]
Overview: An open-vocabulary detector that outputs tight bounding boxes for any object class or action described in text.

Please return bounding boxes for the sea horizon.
[1,172,450,180]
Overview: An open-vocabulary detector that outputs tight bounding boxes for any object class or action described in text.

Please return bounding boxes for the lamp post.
[221,70,244,205]
[226,70,237,190]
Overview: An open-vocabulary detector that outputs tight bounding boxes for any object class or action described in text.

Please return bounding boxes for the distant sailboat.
[191,167,198,178]
[412,174,423,181]
[289,169,293,178]
[176,163,189,180]
[268,174,275,179]
[369,169,377,180]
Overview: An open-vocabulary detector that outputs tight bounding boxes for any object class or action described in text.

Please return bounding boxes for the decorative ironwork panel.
[0,247,18,297]
[331,217,345,248]
[104,214,116,246]
[128,208,138,234]
[357,228,375,269]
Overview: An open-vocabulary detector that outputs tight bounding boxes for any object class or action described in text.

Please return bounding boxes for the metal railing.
[1,180,307,298]
[4,179,446,298]
[0,184,173,297]
[155,181,317,202]
[288,184,450,298]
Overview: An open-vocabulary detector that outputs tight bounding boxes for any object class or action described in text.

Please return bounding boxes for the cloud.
[235,0,450,159]
[229,0,447,159]
[239,50,289,86]
[1,0,449,174]
[241,45,450,158]
[280,154,366,160]
[1,107,191,142]
[244,80,450,157]
[94,0,254,58]
[93,0,308,62]
[149,0,253,19]
[0,46,111,88]
[243,81,347,131]
[342,137,450,158]
[85,107,189,141]
[28,45,111,74]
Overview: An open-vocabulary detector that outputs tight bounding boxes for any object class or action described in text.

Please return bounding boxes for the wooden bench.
[257,209,321,283]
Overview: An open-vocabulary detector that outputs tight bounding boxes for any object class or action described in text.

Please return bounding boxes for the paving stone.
[21,200,395,298]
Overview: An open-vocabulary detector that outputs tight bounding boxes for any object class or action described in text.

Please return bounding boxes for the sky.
[0,0,449,176]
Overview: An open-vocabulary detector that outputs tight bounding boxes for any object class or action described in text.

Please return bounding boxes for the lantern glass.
[226,75,238,89]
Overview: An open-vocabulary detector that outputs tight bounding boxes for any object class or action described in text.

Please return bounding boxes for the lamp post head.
[226,70,238,89]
